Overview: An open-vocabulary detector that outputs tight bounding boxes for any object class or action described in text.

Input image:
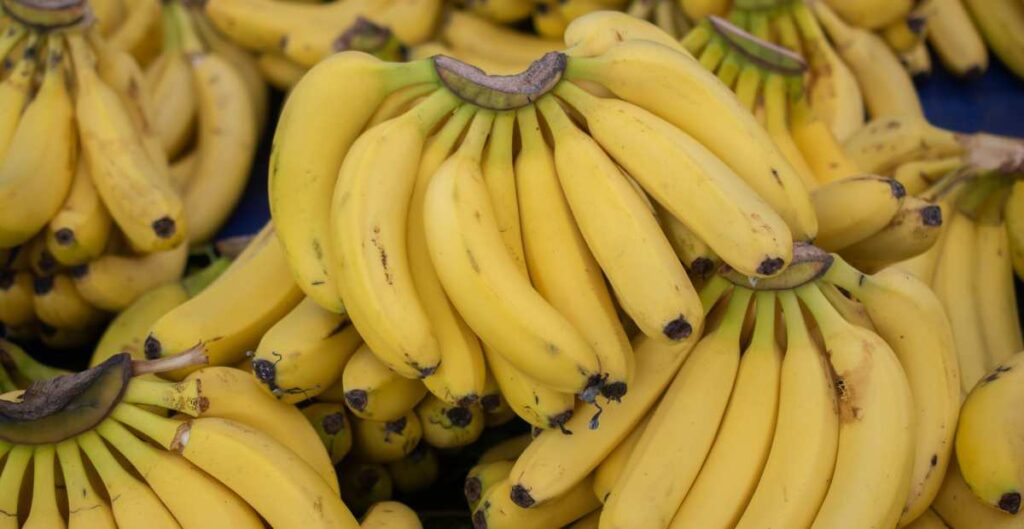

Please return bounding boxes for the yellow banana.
[466,460,515,512]
[601,288,751,529]
[415,394,485,449]
[387,445,439,494]
[368,83,437,128]
[72,243,189,311]
[0,34,37,160]
[22,445,64,529]
[844,116,965,174]
[469,0,533,22]
[798,283,915,529]
[0,270,34,327]
[252,297,362,404]
[789,90,862,185]
[145,224,304,376]
[107,0,162,65]
[763,73,819,191]
[341,344,427,422]
[302,401,354,465]
[921,0,988,77]
[474,477,600,529]
[441,11,562,67]
[975,197,1023,366]
[1008,180,1024,279]
[565,40,817,241]
[564,10,683,58]
[592,413,649,504]
[483,349,576,431]
[46,157,112,266]
[479,433,532,465]
[533,3,568,40]
[812,175,906,251]
[823,0,913,29]
[935,458,1024,528]
[32,273,107,330]
[0,443,27,529]
[893,156,965,196]
[350,411,422,464]
[963,0,1024,80]
[55,439,117,529]
[361,501,423,529]
[149,49,197,159]
[0,36,75,248]
[841,196,944,271]
[257,52,304,90]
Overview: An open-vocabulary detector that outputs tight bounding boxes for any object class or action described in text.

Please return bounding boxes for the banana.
[963,0,1024,80]
[331,89,460,379]
[342,344,428,422]
[108,0,162,65]
[361,501,422,529]
[302,401,354,465]
[270,54,436,313]
[72,243,189,311]
[813,2,924,120]
[423,109,601,394]
[844,116,965,174]
[113,406,361,528]
[763,72,819,190]
[791,3,866,142]
[592,413,649,504]
[0,36,75,249]
[975,197,1023,366]
[77,429,183,529]
[893,156,965,196]
[735,290,839,529]
[0,34,37,160]
[22,445,64,529]
[812,175,906,251]
[656,201,718,275]
[473,477,601,529]
[789,90,862,185]
[415,394,485,449]
[0,270,34,327]
[823,0,912,29]
[93,0,126,36]
[97,418,264,529]
[668,292,782,529]
[797,283,915,529]
[387,445,439,494]
[483,348,575,431]
[174,366,340,492]
[826,260,961,525]
[252,297,362,404]
[601,288,751,529]
[517,103,633,397]
[338,461,393,516]
[69,34,185,253]
[509,331,699,508]
[182,51,258,245]
[469,0,533,22]
[350,411,422,464]
[681,0,727,20]
[148,47,197,159]
[1009,180,1024,279]
[56,439,117,529]
[533,3,568,40]
[841,196,944,271]
[407,104,485,406]
[934,458,1024,528]
[920,0,987,77]
[564,39,818,241]
[0,443,27,529]
[0,337,69,383]
[368,83,438,128]
[479,435,532,465]
[441,11,562,68]
[466,460,514,512]
[145,224,304,376]
[933,210,990,394]
[26,233,59,277]
[565,10,683,58]
[32,274,107,330]
[956,352,1024,514]
[46,157,112,266]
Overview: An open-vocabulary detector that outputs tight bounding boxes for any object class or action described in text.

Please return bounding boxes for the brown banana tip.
[510,484,535,508]
[70,265,88,279]
[152,217,177,239]
[600,381,628,402]
[143,335,162,360]
[417,363,439,378]
[464,477,482,503]
[757,257,786,276]
[385,416,408,435]
[445,406,473,427]
[251,358,276,384]
[472,510,488,529]
[662,316,693,341]
[921,205,943,227]
[32,276,53,295]
[549,410,574,431]
[456,393,480,408]
[53,228,75,245]
[889,179,907,199]
[691,257,716,277]
[344,389,368,411]
[1000,492,1022,514]
[38,251,56,272]
[321,412,345,435]
[480,394,501,413]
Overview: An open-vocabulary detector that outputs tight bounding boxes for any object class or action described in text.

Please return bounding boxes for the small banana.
[341,344,427,422]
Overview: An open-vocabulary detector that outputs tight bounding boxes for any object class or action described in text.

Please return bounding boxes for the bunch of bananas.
[0,349,364,528]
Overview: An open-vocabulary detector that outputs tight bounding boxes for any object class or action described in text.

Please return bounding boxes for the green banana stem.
[720,242,833,290]
[181,256,232,297]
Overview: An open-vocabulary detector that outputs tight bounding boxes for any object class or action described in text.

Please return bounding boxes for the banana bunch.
[269,11,820,434]
[483,245,962,529]
[0,349,362,528]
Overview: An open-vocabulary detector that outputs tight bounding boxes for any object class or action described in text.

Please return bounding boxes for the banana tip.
[510,484,535,508]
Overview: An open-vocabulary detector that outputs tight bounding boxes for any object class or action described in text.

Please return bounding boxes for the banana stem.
[131,344,208,376]
[170,1,203,55]
[111,402,185,450]
[433,51,566,110]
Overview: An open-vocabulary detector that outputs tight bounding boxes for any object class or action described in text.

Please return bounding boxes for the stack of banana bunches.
[2,0,1024,528]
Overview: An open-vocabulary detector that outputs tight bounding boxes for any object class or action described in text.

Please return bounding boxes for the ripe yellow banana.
[350,411,422,464]
[934,458,1024,528]
[0,270,34,327]
[423,110,601,394]
[844,116,965,174]
[441,11,562,67]
[798,283,915,529]
[46,157,112,266]
[656,201,718,276]
[368,83,437,128]
[108,0,162,65]
[302,401,354,465]
[32,274,106,331]
[533,3,568,40]
[823,0,913,29]
[342,344,427,422]
[602,288,750,529]
[0,34,37,160]
[893,156,965,196]
[251,297,362,404]
[415,394,485,449]
[361,501,422,529]
[469,0,533,22]
[72,243,189,311]
[510,331,698,508]
[920,0,987,77]
[564,39,818,241]
[1008,180,1024,279]
[145,224,303,376]
[483,348,575,431]
[479,433,532,465]
[113,406,361,529]
[517,104,634,399]
[97,418,264,529]
[826,260,962,525]
[789,90,862,185]
[77,429,182,529]
[474,477,600,529]
[55,439,117,529]
[963,0,1024,80]
[564,10,683,58]
[763,72,819,191]
[841,196,944,271]
[592,413,649,504]
[0,443,28,529]
[407,104,485,406]
[466,459,515,512]
[270,54,436,313]
[975,198,1023,366]
[22,444,64,529]
[812,175,906,251]
[956,352,1024,514]
[0,36,75,248]
[149,49,197,159]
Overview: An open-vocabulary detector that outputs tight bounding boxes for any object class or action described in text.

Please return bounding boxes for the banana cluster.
[0,350,363,528]
[472,262,960,529]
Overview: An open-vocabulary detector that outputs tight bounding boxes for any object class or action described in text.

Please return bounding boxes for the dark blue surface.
[215,51,1024,240]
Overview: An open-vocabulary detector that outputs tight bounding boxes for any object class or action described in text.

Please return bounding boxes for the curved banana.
[893,156,965,196]
[350,411,422,464]
[533,3,568,40]
[564,38,818,240]
[440,11,562,67]
[563,10,683,58]
[812,175,906,251]
[270,53,436,313]
[840,196,944,272]
[0,443,28,528]
[798,284,915,529]
[483,348,576,431]
[32,274,107,330]
[843,116,964,174]
[107,0,162,65]
[251,297,362,404]
[601,288,751,529]
[0,34,37,160]
[466,459,515,512]
[472,477,600,529]
[361,501,423,529]
[823,0,913,29]
[149,49,197,160]
[0,36,75,248]
[415,394,485,449]
[341,344,427,422]
[388,445,439,494]
[592,413,649,504]
[72,242,188,311]
[56,439,117,529]
[145,224,304,376]
[975,199,1023,366]
[923,0,988,77]
[763,73,819,191]
[790,91,862,185]
[23,445,64,529]
[963,0,1024,80]
[469,0,533,22]
[934,458,1024,528]
[46,158,112,266]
